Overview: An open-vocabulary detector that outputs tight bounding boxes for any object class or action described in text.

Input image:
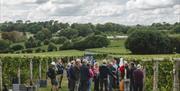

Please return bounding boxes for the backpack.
[57,64,64,74]
[47,68,55,79]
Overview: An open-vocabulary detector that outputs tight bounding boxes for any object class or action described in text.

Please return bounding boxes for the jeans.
[88,79,92,91]
[100,78,108,91]
[94,76,99,91]
[69,79,76,91]
[134,83,143,91]
[79,80,88,91]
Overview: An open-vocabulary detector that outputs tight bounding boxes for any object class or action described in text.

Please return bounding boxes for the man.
[129,62,136,91]
[99,60,116,91]
[79,59,90,91]
[47,61,58,91]
[69,60,76,91]
[56,59,64,88]
[133,64,144,91]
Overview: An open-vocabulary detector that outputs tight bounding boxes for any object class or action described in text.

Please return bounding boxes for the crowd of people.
[47,58,144,91]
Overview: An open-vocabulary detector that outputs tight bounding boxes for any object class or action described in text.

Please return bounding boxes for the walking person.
[133,64,144,91]
[74,59,81,91]
[99,60,116,91]
[56,59,64,88]
[93,62,100,91]
[79,60,90,91]
[47,62,58,91]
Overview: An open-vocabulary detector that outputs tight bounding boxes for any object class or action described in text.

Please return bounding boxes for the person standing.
[87,63,94,91]
[56,59,64,88]
[93,62,100,91]
[133,64,144,91]
[69,60,76,91]
[129,62,136,91]
[79,60,90,91]
[99,60,116,91]
[47,62,58,91]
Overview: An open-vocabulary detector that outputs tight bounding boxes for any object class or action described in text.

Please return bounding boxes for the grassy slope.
[0,50,84,57]
[86,39,130,54]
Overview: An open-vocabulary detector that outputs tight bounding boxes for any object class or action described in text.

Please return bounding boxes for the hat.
[102,60,107,64]
[137,64,141,69]
[51,61,56,65]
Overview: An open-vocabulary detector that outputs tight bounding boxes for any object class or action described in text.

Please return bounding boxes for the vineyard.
[0,54,179,91]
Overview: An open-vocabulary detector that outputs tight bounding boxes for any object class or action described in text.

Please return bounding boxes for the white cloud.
[126,0,177,10]
[0,0,179,25]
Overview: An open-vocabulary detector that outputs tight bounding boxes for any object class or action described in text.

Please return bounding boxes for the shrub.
[47,43,57,51]
[25,49,33,53]
[44,39,50,45]
[35,48,42,53]
[50,37,68,44]
[170,36,180,53]
[59,40,73,50]
[25,37,41,48]
[0,39,11,53]
[11,44,24,51]
[125,30,173,54]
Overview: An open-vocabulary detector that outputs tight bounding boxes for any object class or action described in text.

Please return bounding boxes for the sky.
[0,0,180,25]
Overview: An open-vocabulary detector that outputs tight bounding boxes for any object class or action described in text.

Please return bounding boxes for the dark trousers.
[69,79,76,91]
[100,78,108,91]
[134,83,143,91]
[79,80,88,91]
[94,76,99,91]
[130,82,135,91]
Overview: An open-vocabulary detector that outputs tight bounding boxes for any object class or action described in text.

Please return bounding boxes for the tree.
[11,44,24,51]
[173,25,180,33]
[1,31,25,42]
[73,35,110,50]
[71,23,94,37]
[0,40,10,53]
[25,37,41,48]
[34,28,52,41]
[50,37,68,44]
[125,30,173,54]
[58,28,78,39]
[47,43,57,51]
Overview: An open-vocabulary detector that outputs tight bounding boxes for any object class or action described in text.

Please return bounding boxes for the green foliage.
[58,28,78,39]
[43,39,50,45]
[173,25,180,33]
[60,40,74,50]
[47,43,57,51]
[170,36,180,53]
[0,39,11,53]
[71,23,94,37]
[11,44,24,51]
[34,28,52,41]
[61,35,110,50]
[35,48,42,53]
[1,31,25,42]
[25,37,41,48]
[125,30,173,54]
[50,36,68,44]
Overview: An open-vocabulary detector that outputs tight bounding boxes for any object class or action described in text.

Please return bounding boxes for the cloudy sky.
[0,0,180,25]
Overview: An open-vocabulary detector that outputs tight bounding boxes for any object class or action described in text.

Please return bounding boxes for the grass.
[86,39,130,55]
[0,50,84,57]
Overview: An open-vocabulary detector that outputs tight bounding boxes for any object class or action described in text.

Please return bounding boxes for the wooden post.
[153,58,161,91]
[173,58,180,91]
[46,60,48,79]
[30,59,33,85]
[39,60,42,80]
[0,59,2,91]
[18,64,21,84]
